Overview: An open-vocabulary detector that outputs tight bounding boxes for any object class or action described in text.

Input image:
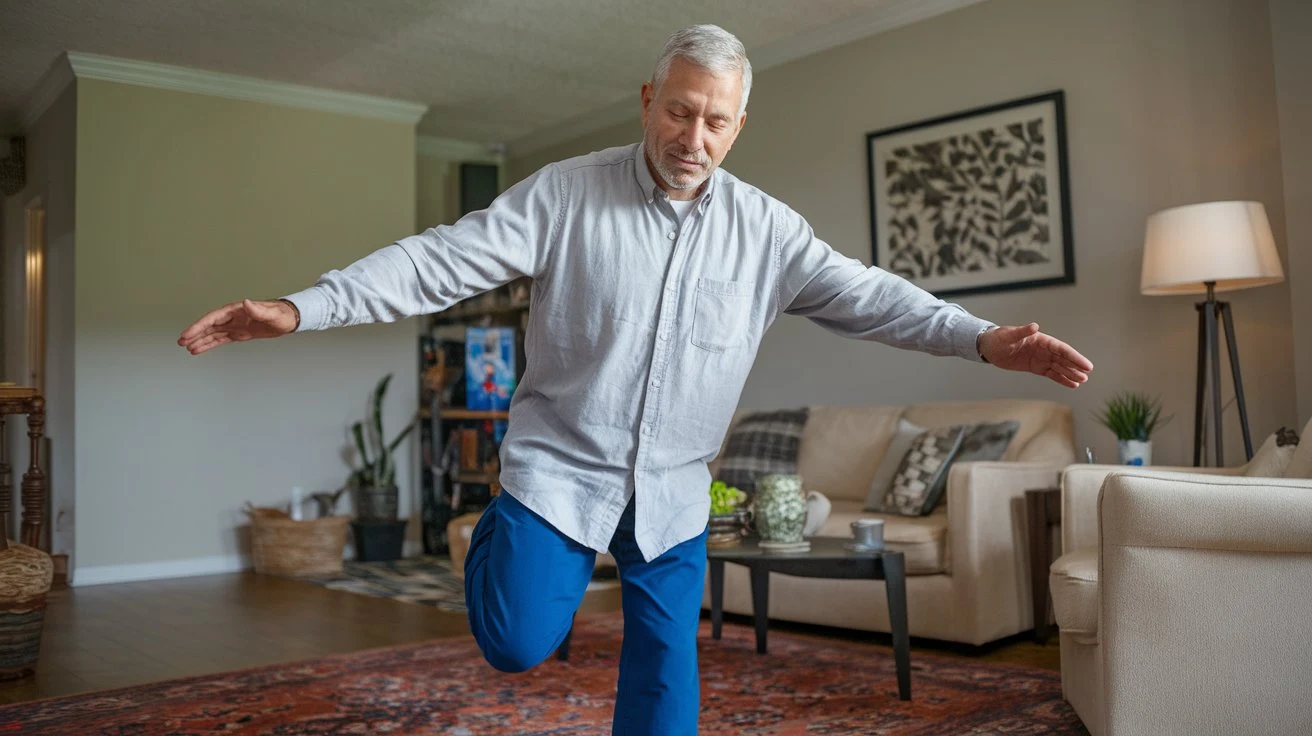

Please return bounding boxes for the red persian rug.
[0,614,1086,735]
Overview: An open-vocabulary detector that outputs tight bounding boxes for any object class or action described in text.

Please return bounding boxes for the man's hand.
[978,323,1092,389]
[177,299,299,355]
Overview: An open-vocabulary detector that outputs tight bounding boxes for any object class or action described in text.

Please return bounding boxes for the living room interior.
[1,0,1310,734]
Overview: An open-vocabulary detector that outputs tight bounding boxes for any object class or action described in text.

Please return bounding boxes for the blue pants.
[464,490,708,735]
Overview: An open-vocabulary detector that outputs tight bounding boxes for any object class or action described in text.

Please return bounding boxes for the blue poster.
[465,327,516,411]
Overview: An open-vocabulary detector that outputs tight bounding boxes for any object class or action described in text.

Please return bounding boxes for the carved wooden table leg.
[20,397,45,549]
[0,417,9,539]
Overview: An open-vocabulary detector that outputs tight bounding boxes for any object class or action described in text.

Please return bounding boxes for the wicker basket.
[244,504,350,577]
[0,540,53,680]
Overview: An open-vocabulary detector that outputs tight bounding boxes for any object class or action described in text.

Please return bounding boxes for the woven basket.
[244,504,350,577]
[0,540,53,680]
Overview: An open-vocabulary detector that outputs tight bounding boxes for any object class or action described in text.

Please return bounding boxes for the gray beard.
[643,129,708,192]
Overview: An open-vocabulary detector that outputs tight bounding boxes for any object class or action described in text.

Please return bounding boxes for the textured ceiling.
[0,0,982,151]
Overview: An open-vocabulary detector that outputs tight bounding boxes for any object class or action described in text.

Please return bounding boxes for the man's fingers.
[186,333,231,355]
[179,303,241,344]
[1045,366,1079,389]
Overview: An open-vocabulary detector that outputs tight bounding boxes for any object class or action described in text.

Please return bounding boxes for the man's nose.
[680,121,704,153]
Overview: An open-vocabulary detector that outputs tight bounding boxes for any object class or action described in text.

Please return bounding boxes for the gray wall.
[510,0,1299,467]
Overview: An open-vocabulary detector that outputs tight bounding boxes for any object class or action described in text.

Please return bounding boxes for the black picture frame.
[866,90,1074,299]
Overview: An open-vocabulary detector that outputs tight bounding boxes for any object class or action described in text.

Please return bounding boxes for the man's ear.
[640,81,655,128]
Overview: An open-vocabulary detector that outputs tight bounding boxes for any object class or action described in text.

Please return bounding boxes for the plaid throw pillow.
[714,408,810,495]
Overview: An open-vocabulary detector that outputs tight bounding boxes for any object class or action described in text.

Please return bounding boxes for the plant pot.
[353,485,398,522]
[1118,439,1152,466]
[351,519,407,562]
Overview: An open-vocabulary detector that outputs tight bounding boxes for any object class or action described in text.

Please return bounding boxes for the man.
[179,24,1092,735]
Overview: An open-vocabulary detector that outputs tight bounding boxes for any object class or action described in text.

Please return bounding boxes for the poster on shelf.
[465,326,517,411]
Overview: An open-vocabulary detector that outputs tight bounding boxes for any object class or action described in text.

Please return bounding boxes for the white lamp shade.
[1140,201,1284,295]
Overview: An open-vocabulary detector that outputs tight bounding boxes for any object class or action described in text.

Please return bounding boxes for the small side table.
[0,387,46,549]
[1025,487,1061,644]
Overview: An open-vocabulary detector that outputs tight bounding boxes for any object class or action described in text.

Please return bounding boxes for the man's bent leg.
[464,491,596,673]
[608,499,708,735]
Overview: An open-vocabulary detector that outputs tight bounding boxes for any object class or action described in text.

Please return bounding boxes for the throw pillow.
[919,420,1021,512]
[1284,428,1312,479]
[1245,426,1300,478]
[714,408,810,495]
[882,425,967,516]
[864,418,925,512]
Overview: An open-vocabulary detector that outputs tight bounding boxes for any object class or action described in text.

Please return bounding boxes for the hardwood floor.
[0,569,1058,706]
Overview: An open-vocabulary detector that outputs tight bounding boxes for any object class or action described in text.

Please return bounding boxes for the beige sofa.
[1052,433,1312,735]
[703,398,1075,646]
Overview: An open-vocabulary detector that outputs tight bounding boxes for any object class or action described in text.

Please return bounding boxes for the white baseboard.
[73,554,251,587]
[72,542,431,587]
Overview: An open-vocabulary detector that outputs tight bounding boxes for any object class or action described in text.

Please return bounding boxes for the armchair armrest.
[1097,471,1312,735]
[1060,463,1241,554]
[945,460,1064,644]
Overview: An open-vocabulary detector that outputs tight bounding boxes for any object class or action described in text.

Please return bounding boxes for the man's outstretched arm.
[775,204,1091,388]
[178,163,564,355]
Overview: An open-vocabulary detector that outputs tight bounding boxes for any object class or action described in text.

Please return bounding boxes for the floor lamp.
[1140,201,1284,467]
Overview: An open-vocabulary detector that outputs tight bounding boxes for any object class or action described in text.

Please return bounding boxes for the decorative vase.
[1118,439,1152,466]
[754,474,809,550]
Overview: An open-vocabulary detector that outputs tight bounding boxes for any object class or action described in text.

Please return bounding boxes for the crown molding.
[416,135,505,163]
[507,0,989,157]
[63,51,428,125]
[19,54,77,131]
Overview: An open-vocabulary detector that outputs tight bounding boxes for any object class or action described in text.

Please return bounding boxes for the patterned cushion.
[883,425,967,516]
[715,408,810,495]
[864,418,926,512]
[919,420,1020,512]
[1245,426,1300,478]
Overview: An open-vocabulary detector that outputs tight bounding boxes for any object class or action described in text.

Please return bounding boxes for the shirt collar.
[631,142,717,213]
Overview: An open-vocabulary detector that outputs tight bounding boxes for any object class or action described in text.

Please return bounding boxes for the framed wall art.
[866,90,1074,298]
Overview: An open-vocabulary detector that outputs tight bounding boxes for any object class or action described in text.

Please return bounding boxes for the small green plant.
[349,373,415,490]
[1095,391,1170,442]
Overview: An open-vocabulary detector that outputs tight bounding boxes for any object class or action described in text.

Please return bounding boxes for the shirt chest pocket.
[691,277,754,353]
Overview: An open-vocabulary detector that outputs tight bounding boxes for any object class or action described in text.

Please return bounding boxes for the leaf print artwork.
[867,92,1074,298]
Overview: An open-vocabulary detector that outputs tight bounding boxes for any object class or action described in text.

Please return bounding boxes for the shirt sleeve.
[281,162,565,332]
[774,203,994,362]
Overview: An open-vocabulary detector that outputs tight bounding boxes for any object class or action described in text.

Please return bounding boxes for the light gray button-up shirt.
[284,142,994,562]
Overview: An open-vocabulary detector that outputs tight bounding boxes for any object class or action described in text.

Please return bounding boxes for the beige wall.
[1,84,76,553]
[1270,0,1312,423]
[509,0,1297,467]
[416,153,459,231]
[73,78,420,581]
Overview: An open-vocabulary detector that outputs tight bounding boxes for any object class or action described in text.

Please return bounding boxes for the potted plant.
[348,373,415,561]
[1095,391,1170,466]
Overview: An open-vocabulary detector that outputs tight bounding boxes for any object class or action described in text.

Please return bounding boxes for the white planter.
[1118,439,1152,466]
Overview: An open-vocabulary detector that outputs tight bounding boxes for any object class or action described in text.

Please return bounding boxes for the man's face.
[641,56,746,200]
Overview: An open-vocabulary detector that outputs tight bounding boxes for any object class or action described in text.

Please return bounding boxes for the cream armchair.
[1051,452,1312,735]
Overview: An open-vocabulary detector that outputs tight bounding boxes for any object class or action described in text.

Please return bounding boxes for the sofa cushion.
[1050,549,1099,641]
[1246,425,1300,478]
[818,500,948,575]
[863,418,925,511]
[880,425,967,516]
[796,405,906,503]
[714,408,809,494]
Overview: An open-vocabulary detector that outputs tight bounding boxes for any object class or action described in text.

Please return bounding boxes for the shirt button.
[658,331,669,342]
[651,378,663,388]
[667,231,676,240]
[642,425,654,436]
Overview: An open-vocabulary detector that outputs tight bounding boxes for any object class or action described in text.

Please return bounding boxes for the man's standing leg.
[464,490,596,672]
[608,497,707,735]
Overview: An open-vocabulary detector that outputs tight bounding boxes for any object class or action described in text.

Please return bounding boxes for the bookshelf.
[417,278,530,555]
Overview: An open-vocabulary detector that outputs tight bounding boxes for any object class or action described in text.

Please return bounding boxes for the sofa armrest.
[1097,471,1312,735]
[945,460,1064,644]
[1059,463,1241,554]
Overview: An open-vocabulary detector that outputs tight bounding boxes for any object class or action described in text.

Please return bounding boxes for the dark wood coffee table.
[707,536,910,700]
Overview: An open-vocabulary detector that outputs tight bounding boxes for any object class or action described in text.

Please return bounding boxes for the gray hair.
[650,24,753,117]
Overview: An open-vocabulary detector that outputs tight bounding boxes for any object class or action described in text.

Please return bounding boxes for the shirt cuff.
[954,315,997,363]
[279,287,332,333]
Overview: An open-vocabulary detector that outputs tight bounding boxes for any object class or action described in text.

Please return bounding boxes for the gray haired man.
[180,24,1092,735]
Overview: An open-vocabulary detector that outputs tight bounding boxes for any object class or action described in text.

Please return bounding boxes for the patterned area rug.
[0,613,1087,735]
[302,555,619,613]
